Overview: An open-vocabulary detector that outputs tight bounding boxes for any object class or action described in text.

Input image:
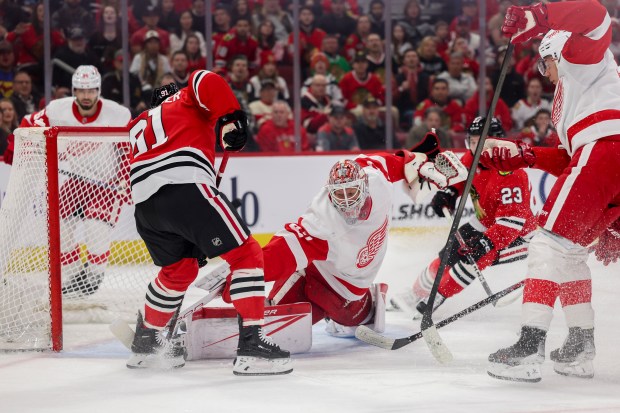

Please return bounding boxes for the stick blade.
[355,325,396,350]
[110,318,134,350]
[421,324,453,363]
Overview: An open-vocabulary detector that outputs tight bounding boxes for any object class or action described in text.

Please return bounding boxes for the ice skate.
[390,289,423,317]
[413,294,446,319]
[550,327,595,379]
[487,326,546,383]
[126,311,186,369]
[233,317,293,376]
[61,263,104,297]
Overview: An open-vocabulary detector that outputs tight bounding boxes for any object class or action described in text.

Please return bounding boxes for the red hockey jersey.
[454,151,536,251]
[128,70,240,203]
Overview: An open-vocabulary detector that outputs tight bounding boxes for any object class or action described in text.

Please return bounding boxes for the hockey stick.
[110,282,226,350]
[443,207,496,306]
[420,43,515,364]
[355,279,525,351]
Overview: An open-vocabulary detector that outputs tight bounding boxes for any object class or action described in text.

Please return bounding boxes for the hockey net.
[0,127,155,351]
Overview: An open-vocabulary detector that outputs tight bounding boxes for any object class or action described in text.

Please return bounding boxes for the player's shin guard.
[143,258,198,329]
[391,258,448,317]
[221,237,266,326]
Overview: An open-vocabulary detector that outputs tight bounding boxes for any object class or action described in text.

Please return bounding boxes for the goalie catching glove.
[403,150,467,189]
[480,139,536,171]
[216,110,249,152]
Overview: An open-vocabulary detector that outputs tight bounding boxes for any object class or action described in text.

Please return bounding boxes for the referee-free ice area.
[1,229,619,413]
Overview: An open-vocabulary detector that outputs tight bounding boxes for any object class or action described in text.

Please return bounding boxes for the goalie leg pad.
[183,302,312,360]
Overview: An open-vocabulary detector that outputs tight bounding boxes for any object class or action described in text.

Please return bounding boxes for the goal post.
[0,126,156,352]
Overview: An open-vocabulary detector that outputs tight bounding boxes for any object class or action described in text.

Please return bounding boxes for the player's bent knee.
[528,230,590,282]
[221,236,264,271]
[159,257,199,291]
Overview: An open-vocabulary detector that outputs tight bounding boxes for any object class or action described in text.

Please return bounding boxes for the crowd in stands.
[1,0,620,155]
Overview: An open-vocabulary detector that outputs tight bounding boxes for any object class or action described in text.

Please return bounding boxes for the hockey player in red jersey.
[391,117,535,316]
[126,71,292,375]
[3,65,132,297]
[485,0,620,382]
[262,132,468,337]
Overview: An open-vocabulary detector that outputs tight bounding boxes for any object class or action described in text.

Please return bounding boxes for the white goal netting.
[0,127,156,351]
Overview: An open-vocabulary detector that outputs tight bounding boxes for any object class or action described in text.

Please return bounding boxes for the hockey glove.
[403,150,467,190]
[216,110,249,152]
[150,83,179,108]
[431,187,458,218]
[481,139,536,171]
[502,3,549,44]
[594,219,620,266]
[458,233,494,263]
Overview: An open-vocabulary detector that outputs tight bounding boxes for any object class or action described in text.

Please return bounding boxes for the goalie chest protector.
[183,302,312,360]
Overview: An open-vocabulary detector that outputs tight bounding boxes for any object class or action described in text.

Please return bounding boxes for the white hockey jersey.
[546,0,620,156]
[20,97,132,183]
[21,97,131,128]
[265,153,411,301]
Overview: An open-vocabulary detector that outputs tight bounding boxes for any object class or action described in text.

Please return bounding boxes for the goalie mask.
[327,160,369,224]
[466,116,505,153]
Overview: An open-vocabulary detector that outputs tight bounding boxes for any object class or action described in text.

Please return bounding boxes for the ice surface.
[1,229,619,413]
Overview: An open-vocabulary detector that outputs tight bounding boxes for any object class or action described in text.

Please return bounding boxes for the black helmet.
[467,116,505,138]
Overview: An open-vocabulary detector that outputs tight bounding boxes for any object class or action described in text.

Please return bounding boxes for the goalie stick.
[355,279,525,351]
[420,43,515,364]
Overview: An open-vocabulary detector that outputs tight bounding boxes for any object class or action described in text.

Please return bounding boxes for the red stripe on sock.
[523,278,559,307]
[559,279,592,307]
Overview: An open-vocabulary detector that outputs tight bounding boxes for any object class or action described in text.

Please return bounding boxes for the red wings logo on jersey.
[552,78,564,127]
[356,217,388,268]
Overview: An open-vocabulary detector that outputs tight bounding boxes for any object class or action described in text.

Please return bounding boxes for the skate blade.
[487,361,542,383]
[232,356,293,376]
[126,353,185,370]
[553,360,594,379]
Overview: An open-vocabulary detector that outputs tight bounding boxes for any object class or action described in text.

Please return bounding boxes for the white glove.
[403,150,467,190]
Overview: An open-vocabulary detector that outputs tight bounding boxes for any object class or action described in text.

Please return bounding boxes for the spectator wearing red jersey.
[339,51,384,111]
[256,20,287,65]
[434,20,451,58]
[463,75,512,131]
[449,0,480,33]
[182,34,206,73]
[413,78,464,133]
[255,100,310,152]
[5,3,65,86]
[343,15,371,63]
[287,6,326,69]
[130,6,171,56]
[215,17,258,73]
